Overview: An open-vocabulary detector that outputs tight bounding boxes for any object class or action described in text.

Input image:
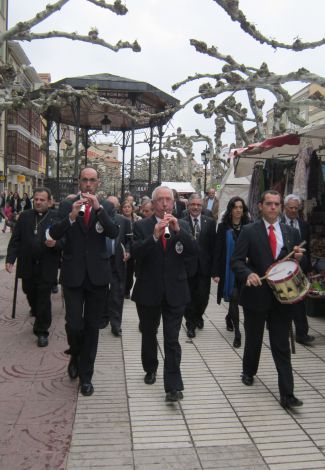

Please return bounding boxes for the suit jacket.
[50,198,119,287]
[281,216,311,272]
[107,213,132,281]
[231,219,303,312]
[131,215,197,307]
[182,214,216,277]
[203,197,218,221]
[173,200,186,219]
[6,208,62,282]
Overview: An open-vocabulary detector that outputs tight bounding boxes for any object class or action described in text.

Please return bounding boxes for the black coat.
[50,198,119,287]
[231,219,304,312]
[131,215,197,307]
[173,200,186,219]
[182,214,216,277]
[6,209,62,282]
[108,213,132,281]
[212,222,248,304]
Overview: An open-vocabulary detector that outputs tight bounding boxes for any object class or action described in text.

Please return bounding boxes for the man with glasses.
[50,167,119,396]
[231,190,306,409]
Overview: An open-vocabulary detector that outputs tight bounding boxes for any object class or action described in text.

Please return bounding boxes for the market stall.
[232,124,325,311]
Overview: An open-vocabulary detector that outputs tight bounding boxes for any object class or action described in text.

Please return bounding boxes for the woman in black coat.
[213,197,251,348]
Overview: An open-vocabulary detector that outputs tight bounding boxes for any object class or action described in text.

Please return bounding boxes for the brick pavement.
[1,230,325,469]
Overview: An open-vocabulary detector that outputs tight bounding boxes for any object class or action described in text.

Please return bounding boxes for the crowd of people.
[3,168,314,408]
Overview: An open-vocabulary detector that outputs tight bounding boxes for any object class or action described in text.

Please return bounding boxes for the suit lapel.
[255,219,274,260]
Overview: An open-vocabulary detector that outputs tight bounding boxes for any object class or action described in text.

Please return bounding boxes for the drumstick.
[259,240,307,282]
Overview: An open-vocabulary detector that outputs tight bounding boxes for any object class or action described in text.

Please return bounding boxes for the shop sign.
[17,175,26,183]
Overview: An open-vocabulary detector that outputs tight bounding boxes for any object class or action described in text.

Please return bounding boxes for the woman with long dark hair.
[213,196,251,348]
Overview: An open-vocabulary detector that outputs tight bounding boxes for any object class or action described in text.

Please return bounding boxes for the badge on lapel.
[95,221,104,233]
[175,241,184,254]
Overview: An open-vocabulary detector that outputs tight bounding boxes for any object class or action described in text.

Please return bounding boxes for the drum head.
[267,260,298,282]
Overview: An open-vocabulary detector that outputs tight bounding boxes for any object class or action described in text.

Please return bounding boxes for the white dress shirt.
[263,218,283,259]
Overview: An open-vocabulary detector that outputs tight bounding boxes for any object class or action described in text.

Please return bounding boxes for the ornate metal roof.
[39,73,179,131]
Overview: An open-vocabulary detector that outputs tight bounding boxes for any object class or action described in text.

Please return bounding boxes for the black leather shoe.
[233,336,241,348]
[144,372,156,385]
[68,357,78,380]
[225,316,233,332]
[111,328,122,337]
[165,390,184,402]
[280,395,303,409]
[187,328,196,339]
[241,373,254,386]
[37,335,48,347]
[197,318,204,330]
[51,285,59,294]
[296,335,315,345]
[80,383,94,396]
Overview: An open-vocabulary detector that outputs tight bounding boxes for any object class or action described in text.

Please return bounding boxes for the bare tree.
[0,0,140,113]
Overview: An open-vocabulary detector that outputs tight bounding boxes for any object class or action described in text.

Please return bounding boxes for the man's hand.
[81,192,100,211]
[123,252,131,262]
[167,214,180,233]
[293,245,305,262]
[70,199,86,221]
[213,277,220,284]
[5,263,13,273]
[45,239,56,248]
[246,272,262,287]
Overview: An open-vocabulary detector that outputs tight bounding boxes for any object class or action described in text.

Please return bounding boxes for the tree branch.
[213,0,325,51]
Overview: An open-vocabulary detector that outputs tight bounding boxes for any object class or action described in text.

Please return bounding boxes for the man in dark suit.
[6,187,62,347]
[231,190,306,409]
[283,194,314,345]
[105,195,132,337]
[50,168,119,397]
[131,186,197,402]
[182,193,216,338]
[172,189,186,219]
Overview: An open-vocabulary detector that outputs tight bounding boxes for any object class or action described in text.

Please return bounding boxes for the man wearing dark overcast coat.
[50,167,119,396]
[6,187,62,348]
[131,186,197,402]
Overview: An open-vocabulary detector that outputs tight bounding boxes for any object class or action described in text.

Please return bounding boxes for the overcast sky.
[9,0,325,158]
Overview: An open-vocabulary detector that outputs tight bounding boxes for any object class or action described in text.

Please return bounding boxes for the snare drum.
[265,259,310,304]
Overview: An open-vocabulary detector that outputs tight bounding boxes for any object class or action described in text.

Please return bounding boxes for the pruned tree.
[0,0,141,114]
[173,1,325,149]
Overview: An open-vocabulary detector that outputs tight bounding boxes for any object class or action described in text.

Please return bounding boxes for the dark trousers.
[136,299,185,393]
[293,300,309,339]
[125,258,134,295]
[243,305,294,397]
[22,266,52,336]
[225,288,241,337]
[184,272,211,329]
[63,277,107,383]
[106,257,125,330]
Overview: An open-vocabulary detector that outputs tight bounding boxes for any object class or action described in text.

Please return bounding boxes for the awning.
[232,134,300,177]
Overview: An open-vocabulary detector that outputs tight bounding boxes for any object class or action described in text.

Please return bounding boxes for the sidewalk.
[1,230,325,469]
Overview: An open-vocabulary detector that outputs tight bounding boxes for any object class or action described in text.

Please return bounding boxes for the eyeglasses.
[80,178,98,183]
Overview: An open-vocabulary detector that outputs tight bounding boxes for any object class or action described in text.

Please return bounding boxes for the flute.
[163,211,171,239]
[79,192,90,216]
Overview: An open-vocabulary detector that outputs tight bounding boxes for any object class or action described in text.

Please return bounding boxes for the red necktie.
[83,204,91,226]
[161,227,167,251]
[268,224,277,259]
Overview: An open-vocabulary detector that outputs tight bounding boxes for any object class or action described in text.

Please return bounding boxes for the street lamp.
[101,115,111,134]
[201,146,210,195]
